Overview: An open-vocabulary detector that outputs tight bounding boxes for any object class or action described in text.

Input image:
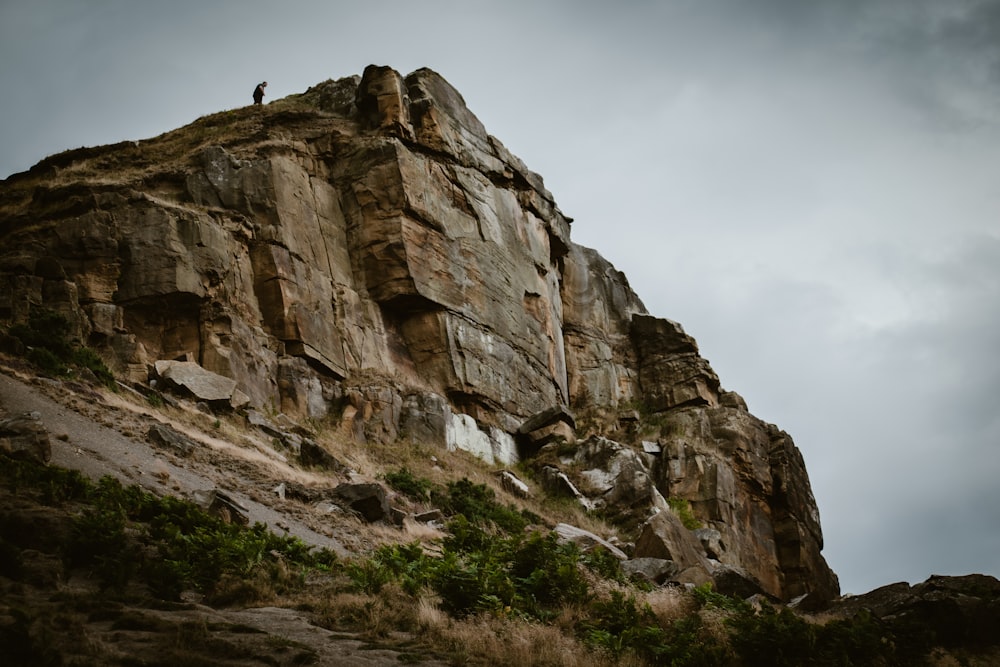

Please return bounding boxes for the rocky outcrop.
[829,575,1000,651]
[0,65,837,603]
[0,411,51,463]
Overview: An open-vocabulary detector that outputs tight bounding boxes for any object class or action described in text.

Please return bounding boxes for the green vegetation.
[0,453,337,603]
[0,453,939,666]
[6,308,115,389]
[726,602,899,667]
[381,466,433,501]
[430,477,540,532]
[582,590,728,665]
[667,496,702,530]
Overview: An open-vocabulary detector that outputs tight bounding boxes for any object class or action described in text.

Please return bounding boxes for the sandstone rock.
[331,482,391,523]
[518,406,576,454]
[146,423,196,457]
[246,409,284,439]
[634,510,712,579]
[693,527,725,560]
[622,557,678,585]
[539,465,593,510]
[496,470,530,499]
[414,509,444,523]
[153,360,245,408]
[631,314,720,411]
[553,523,628,560]
[0,412,51,463]
[192,489,250,526]
[0,65,839,602]
[673,565,714,588]
[711,564,770,600]
[445,412,518,466]
[655,403,838,603]
[282,482,324,504]
[572,435,658,510]
[298,438,346,471]
[399,392,449,445]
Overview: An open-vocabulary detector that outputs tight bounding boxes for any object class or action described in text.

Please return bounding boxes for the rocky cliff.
[0,65,838,603]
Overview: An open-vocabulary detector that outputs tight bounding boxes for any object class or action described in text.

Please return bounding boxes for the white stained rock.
[445,413,519,466]
[554,523,628,560]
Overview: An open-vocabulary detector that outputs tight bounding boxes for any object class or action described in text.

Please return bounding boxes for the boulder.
[147,423,196,457]
[192,489,250,526]
[553,523,627,560]
[518,406,576,454]
[711,564,769,600]
[331,482,391,523]
[414,509,444,523]
[0,412,51,463]
[622,557,677,585]
[634,510,712,578]
[539,465,593,509]
[693,527,725,560]
[497,470,530,499]
[299,438,346,471]
[153,360,248,408]
[831,575,1000,647]
[572,435,657,509]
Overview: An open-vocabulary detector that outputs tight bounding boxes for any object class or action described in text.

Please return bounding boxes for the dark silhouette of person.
[253,81,267,105]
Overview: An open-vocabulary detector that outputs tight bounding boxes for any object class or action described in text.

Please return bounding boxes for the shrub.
[432,478,537,533]
[582,546,626,583]
[726,601,903,666]
[72,346,116,388]
[508,531,590,612]
[1,454,92,503]
[382,467,434,502]
[4,454,338,601]
[667,496,702,530]
[692,582,747,613]
[583,590,728,665]
[727,602,817,667]
[26,347,67,376]
[66,505,136,590]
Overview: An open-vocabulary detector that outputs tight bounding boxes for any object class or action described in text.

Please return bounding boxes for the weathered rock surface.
[0,65,837,603]
[154,360,250,409]
[0,411,51,463]
[331,482,392,523]
[634,510,713,579]
[622,557,677,585]
[146,423,196,457]
[553,523,628,561]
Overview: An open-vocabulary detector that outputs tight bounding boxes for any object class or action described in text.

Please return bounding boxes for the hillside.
[3,355,998,666]
[2,65,998,665]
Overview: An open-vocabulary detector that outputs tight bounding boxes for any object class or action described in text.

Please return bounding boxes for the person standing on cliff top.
[253,81,267,105]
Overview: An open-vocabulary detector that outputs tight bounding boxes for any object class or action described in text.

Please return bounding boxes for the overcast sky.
[2,0,998,596]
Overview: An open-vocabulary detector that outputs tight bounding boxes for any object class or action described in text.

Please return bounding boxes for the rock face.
[0,65,837,603]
